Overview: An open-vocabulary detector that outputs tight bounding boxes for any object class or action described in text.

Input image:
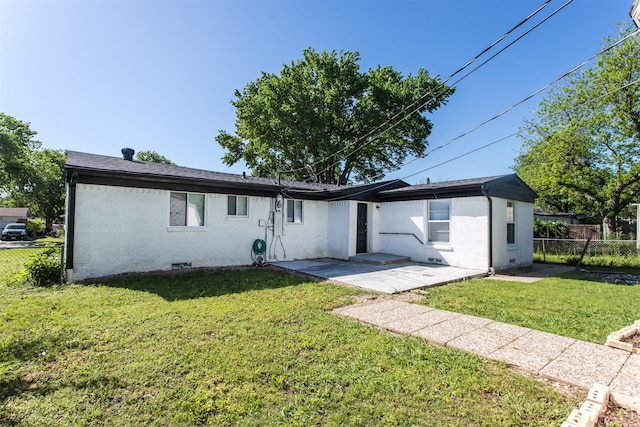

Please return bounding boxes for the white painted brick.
[586,384,609,406]
[579,400,603,422]
[606,340,634,352]
[565,409,595,427]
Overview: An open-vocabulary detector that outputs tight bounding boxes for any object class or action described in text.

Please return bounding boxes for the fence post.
[575,229,594,270]
[59,243,65,284]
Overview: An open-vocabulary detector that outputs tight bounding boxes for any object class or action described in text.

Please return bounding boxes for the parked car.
[1,223,27,241]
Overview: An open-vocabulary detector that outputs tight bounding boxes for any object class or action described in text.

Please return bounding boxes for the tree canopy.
[216,48,454,184]
[514,24,640,233]
[0,113,65,226]
[136,150,176,165]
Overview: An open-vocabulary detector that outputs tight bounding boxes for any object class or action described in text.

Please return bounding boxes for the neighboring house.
[534,211,582,225]
[0,207,29,230]
[64,150,537,282]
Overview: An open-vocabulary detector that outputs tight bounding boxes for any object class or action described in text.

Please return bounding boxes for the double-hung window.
[428,201,450,243]
[286,199,303,224]
[227,195,248,217]
[506,201,515,244]
[170,192,205,227]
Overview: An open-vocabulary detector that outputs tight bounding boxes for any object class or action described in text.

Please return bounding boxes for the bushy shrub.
[24,248,61,286]
[27,218,46,236]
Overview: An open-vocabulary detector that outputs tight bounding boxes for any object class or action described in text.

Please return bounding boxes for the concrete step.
[349,253,411,265]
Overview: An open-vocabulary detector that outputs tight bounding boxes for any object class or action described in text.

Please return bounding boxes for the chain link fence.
[0,243,64,285]
[534,238,639,257]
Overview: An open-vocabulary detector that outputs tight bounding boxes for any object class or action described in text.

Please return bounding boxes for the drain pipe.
[481,185,494,275]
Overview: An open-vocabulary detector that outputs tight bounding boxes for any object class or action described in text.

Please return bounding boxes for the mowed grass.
[420,270,640,344]
[0,268,578,426]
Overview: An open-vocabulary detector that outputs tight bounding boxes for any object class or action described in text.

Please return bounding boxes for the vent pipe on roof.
[121,147,135,161]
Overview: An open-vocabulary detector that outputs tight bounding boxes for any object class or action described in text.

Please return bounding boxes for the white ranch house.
[64,150,536,282]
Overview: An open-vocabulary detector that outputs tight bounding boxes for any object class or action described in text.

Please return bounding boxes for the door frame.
[356,202,368,254]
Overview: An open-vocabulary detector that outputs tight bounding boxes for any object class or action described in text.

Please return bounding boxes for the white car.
[1,223,27,241]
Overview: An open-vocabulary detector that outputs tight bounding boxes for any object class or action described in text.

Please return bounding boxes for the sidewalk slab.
[491,330,576,374]
[333,299,640,407]
[609,353,640,410]
[335,299,407,324]
[414,314,493,346]
[539,340,630,389]
[448,323,530,358]
[385,308,457,334]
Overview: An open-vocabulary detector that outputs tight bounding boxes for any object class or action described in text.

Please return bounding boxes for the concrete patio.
[273,254,487,293]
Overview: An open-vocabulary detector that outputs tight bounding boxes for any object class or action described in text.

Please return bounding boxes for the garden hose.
[251,239,267,265]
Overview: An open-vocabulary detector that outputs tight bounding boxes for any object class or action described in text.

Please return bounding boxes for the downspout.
[481,185,494,275]
[65,170,78,280]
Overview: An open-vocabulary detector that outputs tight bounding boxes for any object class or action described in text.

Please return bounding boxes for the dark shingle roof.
[65,150,341,192]
[64,151,411,200]
[378,174,537,203]
[65,151,535,203]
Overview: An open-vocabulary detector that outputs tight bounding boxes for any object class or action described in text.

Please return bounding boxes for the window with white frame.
[286,199,303,224]
[428,200,450,243]
[170,192,205,227]
[227,195,248,217]
[507,201,515,244]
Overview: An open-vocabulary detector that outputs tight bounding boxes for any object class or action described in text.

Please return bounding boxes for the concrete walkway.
[334,299,640,410]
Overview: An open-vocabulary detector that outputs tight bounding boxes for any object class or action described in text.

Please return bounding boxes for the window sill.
[226,216,249,220]
[167,226,207,232]
[425,242,453,251]
[507,245,518,250]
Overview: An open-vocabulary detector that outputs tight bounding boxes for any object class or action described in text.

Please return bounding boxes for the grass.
[534,253,640,268]
[419,270,640,344]
[0,268,578,426]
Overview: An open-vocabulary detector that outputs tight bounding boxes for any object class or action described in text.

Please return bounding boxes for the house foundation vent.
[171,262,192,269]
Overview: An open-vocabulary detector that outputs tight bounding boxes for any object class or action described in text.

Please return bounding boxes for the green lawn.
[1,269,578,426]
[419,270,640,344]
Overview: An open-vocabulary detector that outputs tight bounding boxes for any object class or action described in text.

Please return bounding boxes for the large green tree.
[0,114,65,227]
[136,150,176,165]
[0,113,41,186]
[216,48,454,184]
[514,25,640,234]
[5,149,65,227]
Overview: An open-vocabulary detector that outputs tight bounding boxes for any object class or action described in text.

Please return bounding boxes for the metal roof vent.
[121,147,135,161]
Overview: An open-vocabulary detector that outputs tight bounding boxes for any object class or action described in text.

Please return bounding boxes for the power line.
[319,43,640,201]
[278,0,556,177]
[324,0,575,174]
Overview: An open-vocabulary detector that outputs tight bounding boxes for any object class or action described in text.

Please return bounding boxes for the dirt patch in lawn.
[622,331,640,349]
[583,271,640,285]
[597,401,640,427]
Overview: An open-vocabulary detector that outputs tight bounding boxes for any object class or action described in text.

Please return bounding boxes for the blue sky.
[0,0,635,184]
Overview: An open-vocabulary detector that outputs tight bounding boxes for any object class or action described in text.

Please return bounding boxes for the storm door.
[356,203,368,254]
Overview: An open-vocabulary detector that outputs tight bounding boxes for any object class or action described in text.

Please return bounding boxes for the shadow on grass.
[91,266,315,301]
[570,268,640,286]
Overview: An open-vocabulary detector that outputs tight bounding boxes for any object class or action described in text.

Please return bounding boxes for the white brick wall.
[69,184,330,281]
[67,184,534,280]
[491,198,534,270]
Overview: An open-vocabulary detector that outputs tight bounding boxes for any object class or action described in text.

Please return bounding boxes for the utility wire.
[278,0,555,177]
[319,0,575,176]
[319,38,640,201]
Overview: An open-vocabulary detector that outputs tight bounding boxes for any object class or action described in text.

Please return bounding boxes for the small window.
[170,192,205,226]
[286,199,303,224]
[428,201,450,243]
[227,195,248,216]
[507,201,515,244]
